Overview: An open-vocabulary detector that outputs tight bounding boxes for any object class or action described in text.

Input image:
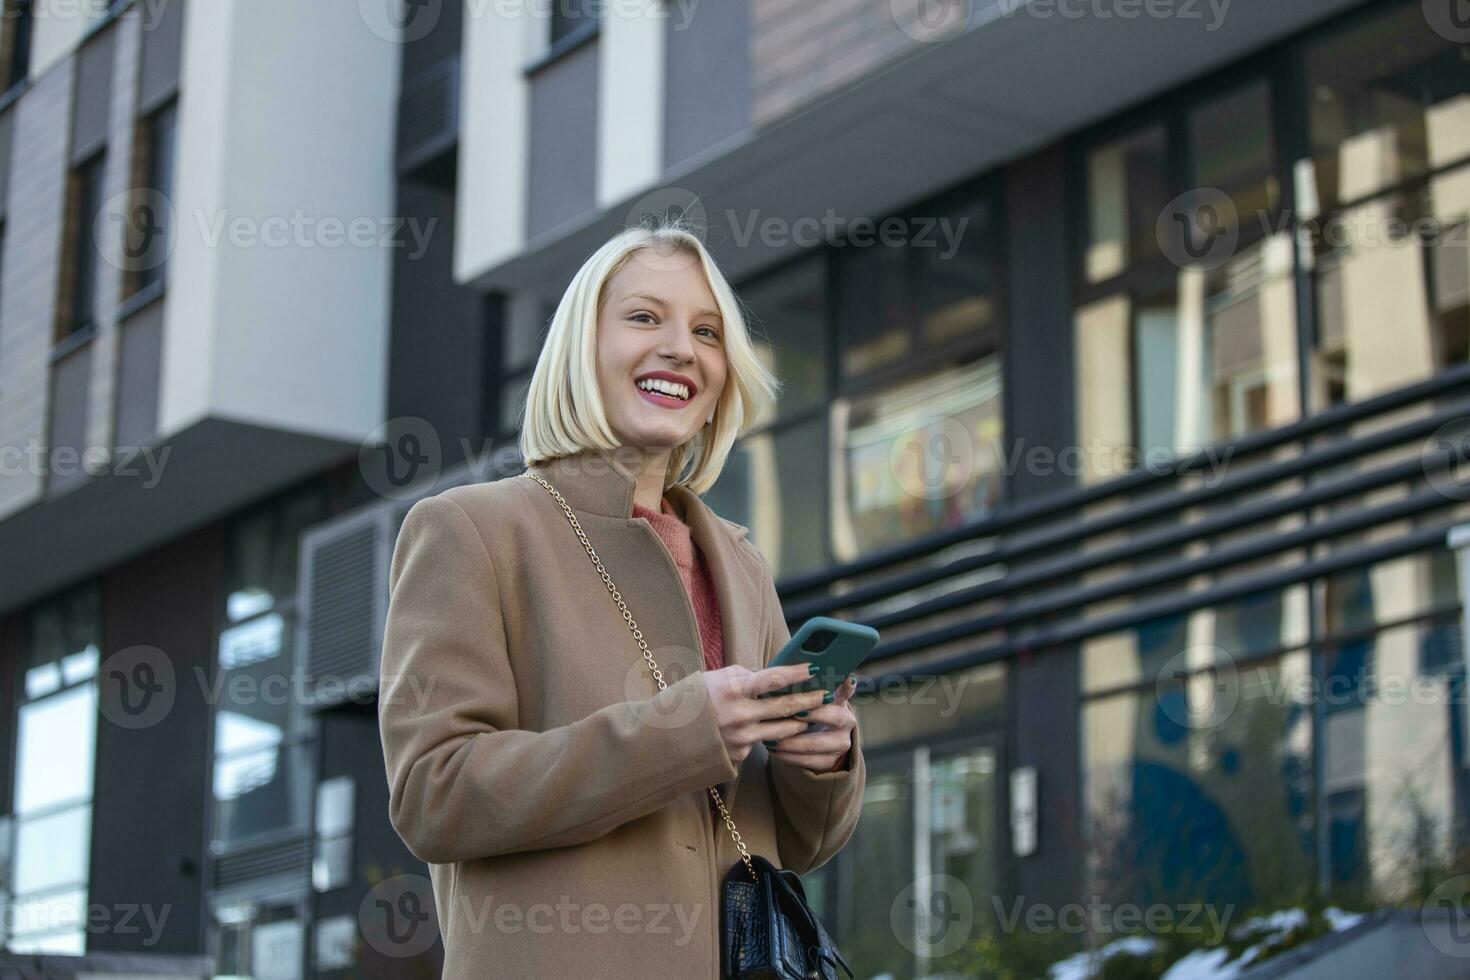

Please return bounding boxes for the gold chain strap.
[519,471,759,884]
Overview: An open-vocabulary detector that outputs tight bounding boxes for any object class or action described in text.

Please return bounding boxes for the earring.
[706,414,713,425]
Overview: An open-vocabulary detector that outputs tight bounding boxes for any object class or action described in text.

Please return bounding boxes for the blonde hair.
[518,218,780,495]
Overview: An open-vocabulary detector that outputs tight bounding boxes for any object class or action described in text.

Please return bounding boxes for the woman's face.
[596,248,727,454]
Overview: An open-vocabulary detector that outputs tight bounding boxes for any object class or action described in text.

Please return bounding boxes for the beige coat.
[378,447,866,978]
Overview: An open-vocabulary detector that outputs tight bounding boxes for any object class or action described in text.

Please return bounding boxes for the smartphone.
[758,616,880,700]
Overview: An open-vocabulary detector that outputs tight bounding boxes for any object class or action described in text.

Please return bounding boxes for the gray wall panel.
[526,39,598,240]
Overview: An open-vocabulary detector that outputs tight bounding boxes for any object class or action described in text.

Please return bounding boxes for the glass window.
[1081,585,1310,695]
[1304,5,1470,213]
[738,255,827,423]
[1189,81,1281,231]
[1075,81,1297,485]
[131,100,177,295]
[59,152,105,341]
[5,0,34,91]
[916,193,1000,349]
[835,238,911,379]
[212,740,314,849]
[212,893,305,980]
[312,776,355,893]
[9,585,100,955]
[705,414,827,580]
[212,488,324,851]
[1085,125,1169,284]
[1320,615,1465,898]
[1308,161,1470,408]
[832,351,1003,560]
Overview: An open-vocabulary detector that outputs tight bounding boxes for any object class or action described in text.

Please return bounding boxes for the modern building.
[0,0,1466,976]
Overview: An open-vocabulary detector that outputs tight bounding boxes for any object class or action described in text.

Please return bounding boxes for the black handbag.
[720,853,855,979]
[521,472,856,979]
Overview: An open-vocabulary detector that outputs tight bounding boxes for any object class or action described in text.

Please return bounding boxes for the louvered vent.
[213,834,311,890]
[398,53,459,175]
[295,460,493,712]
[298,509,391,710]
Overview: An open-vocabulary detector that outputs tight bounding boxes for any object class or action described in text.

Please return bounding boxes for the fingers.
[746,662,821,697]
[832,673,858,706]
[751,717,813,743]
[749,686,829,721]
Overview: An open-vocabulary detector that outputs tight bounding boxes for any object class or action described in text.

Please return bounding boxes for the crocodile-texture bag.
[521,472,855,980]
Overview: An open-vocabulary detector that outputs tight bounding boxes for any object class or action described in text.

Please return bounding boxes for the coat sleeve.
[754,549,867,876]
[379,492,739,866]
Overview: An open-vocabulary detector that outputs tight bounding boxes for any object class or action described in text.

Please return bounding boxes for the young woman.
[378,220,865,978]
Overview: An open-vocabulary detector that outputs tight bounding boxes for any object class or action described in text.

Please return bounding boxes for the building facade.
[0,0,1466,976]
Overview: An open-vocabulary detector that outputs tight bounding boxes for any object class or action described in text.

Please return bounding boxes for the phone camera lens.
[802,629,837,653]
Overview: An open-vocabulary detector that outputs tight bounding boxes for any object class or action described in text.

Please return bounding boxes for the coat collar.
[524,447,750,541]
[523,446,762,665]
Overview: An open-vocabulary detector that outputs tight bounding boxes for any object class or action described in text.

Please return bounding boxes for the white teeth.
[636,378,690,400]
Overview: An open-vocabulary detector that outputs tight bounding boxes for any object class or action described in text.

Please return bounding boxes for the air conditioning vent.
[296,458,500,711]
[212,834,311,890]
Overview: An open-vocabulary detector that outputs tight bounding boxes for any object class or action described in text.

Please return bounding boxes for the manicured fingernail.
[808,664,821,675]
[763,740,777,748]
[796,710,809,717]
[822,692,835,704]
[847,673,856,685]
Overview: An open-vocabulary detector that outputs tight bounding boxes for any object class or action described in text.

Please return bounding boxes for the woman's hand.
[703,664,830,765]
[766,673,857,773]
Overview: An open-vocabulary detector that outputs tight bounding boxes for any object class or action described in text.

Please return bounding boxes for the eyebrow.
[625,292,723,323]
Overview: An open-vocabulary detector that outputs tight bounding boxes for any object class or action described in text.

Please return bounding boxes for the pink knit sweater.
[634,495,729,823]
[632,496,725,672]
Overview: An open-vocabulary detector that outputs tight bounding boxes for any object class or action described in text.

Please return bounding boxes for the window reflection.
[836,240,910,378]
[1304,5,1470,213]
[212,893,305,980]
[212,741,313,851]
[1085,125,1169,284]
[1321,617,1464,900]
[706,416,827,579]
[834,768,913,978]
[1076,78,1296,486]
[211,489,323,852]
[1309,163,1470,408]
[738,255,827,423]
[833,352,1002,560]
[1083,651,1315,912]
[9,585,99,954]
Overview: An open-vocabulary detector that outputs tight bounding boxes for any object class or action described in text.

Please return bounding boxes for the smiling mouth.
[634,378,693,402]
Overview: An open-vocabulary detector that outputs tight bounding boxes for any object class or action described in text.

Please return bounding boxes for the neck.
[619,446,673,512]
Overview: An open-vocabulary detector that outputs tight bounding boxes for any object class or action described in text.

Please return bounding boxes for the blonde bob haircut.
[518,219,780,495]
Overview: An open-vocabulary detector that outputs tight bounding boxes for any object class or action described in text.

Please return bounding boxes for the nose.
[656,320,697,365]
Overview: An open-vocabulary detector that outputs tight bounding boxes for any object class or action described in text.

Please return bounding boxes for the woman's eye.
[697,326,721,340]
[630,312,655,323]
